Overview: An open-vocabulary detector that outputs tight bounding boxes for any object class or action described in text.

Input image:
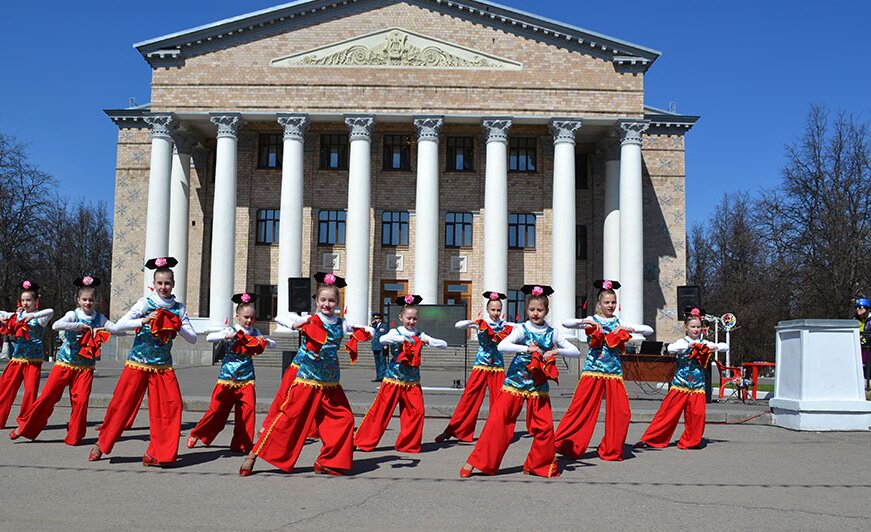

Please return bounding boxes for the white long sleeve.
[455,319,477,330]
[114,296,196,344]
[562,317,596,329]
[53,310,86,332]
[207,326,236,343]
[380,327,446,348]
[667,337,729,353]
[207,325,277,348]
[275,312,306,329]
[498,321,580,357]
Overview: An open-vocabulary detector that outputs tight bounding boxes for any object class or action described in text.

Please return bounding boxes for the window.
[381,211,409,247]
[575,152,589,190]
[576,224,588,260]
[445,212,473,248]
[509,137,537,172]
[507,289,525,323]
[256,209,280,245]
[257,134,282,168]
[254,284,278,321]
[383,134,412,171]
[508,213,536,249]
[319,134,349,170]
[446,136,474,172]
[318,210,346,245]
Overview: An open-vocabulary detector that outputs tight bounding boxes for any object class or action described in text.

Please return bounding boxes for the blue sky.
[1,0,869,228]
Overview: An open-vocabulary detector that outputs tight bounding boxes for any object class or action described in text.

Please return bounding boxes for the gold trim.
[124,360,173,373]
[382,377,420,388]
[292,377,340,389]
[217,379,254,388]
[581,371,624,381]
[54,361,94,372]
[9,357,42,365]
[670,385,705,395]
[547,456,559,478]
[254,375,296,456]
[500,385,549,398]
[472,365,505,373]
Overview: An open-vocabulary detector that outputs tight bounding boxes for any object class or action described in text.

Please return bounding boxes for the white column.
[617,120,650,325]
[549,119,583,331]
[168,133,194,303]
[482,118,511,295]
[208,113,243,330]
[413,116,444,305]
[603,155,621,282]
[142,113,176,294]
[276,114,309,320]
[344,115,375,325]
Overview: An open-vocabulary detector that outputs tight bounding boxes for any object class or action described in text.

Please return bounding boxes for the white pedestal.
[769,319,871,431]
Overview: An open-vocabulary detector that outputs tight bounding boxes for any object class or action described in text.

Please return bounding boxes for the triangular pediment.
[270,27,520,70]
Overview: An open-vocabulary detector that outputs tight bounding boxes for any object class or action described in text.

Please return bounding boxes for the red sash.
[149,308,181,344]
[5,315,30,341]
[526,350,559,385]
[688,343,714,368]
[476,319,513,343]
[605,329,633,352]
[585,325,604,348]
[396,336,423,368]
[230,330,268,356]
[78,329,111,360]
[343,327,373,364]
[298,314,327,353]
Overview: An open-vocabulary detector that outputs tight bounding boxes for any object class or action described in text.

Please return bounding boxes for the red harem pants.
[0,359,42,428]
[640,388,706,449]
[190,381,256,452]
[441,367,504,442]
[554,375,631,461]
[466,388,558,477]
[252,380,354,472]
[354,380,424,453]
[259,363,316,439]
[17,363,93,445]
[96,364,182,463]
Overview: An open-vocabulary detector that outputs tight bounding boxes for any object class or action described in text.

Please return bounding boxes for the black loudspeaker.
[288,277,311,313]
[676,285,702,320]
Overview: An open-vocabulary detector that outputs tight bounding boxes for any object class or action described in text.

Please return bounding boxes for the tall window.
[576,224,588,260]
[383,135,412,171]
[256,209,280,245]
[445,212,473,248]
[446,136,474,172]
[509,137,537,172]
[575,151,589,190]
[254,284,278,320]
[507,289,525,322]
[257,134,283,168]
[381,211,409,247]
[318,210,346,245]
[319,134,349,170]
[508,213,536,249]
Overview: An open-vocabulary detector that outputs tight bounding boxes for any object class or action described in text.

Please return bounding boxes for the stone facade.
[108,0,694,340]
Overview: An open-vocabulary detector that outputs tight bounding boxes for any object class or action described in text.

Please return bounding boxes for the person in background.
[856,297,871,390]
[370,312,389,382]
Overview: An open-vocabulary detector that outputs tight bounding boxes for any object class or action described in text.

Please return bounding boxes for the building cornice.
[134,0,660,71]
[643,106,699,133]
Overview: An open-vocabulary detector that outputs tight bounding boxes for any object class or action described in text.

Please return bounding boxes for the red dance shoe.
[88,446,103,462]
[313,461,345,476]
[434,431,451,443]
[460,464,473,478]
[239,456,256,477]
[186,436,198,449]
[9,429,20,440]
[142,454,163,467]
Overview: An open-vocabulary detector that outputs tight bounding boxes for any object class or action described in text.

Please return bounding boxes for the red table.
[742,361,775,400]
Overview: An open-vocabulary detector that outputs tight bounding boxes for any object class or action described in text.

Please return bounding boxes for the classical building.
[106,0,697,338]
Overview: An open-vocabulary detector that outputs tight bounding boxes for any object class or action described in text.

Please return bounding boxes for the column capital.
[617,119,650,146]
[277,113,310,141]
[344,115,375,141]
[549,118,583,145]
[413,116,444,143]
[143,113,177,140]
[171,130,198,155]
[482,118,512,144]
[209,113,244,139]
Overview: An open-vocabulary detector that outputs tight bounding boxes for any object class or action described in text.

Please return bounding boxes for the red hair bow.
[5,315,30,341]
[343,327,373,364]
[298,314,328,353]
[397,336,424,367]
[526,350,559,385]
[585,325,604,348]
[605,329,633,352]
[231,330,267,356]
[149,308,182,344]
[78,329,111,360]
[688,343,714,368]
[476,319,513,343]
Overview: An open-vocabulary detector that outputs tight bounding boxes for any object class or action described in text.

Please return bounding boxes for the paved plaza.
[0,360,869,530]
